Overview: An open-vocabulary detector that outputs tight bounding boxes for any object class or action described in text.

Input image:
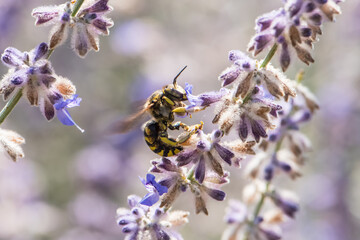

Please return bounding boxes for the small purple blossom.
[32,0,114,57]
[117,195,189,239]
[262,153,293,181]
[248,1,342,71]
[218,51,295,101]
[268,104,312,143]
[184,83,230,112]
[0,43,76,120]
[214,85,283,143]
[219,51,256,87]
[224,199,247,224]
[176,129,235,183]
[270,191,299,218]
[54,94,84,132]
[139,173,168,206]
[149,158,229,215]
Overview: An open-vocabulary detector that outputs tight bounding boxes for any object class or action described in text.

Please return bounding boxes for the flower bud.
[33,42,49,61]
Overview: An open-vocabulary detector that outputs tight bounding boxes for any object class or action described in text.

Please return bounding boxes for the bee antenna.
[173,65,187,86]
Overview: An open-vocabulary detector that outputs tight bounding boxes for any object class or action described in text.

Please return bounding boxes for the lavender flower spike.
[184,83,230,112]
[139,173,168,206]
[32,0,114,57]
[54,94,84,132]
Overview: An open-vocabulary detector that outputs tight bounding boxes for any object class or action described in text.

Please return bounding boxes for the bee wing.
[110,104,152,134]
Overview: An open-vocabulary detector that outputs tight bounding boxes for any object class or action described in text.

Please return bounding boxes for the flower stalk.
[242,182,270,240]
[0,46,52,125]
[242,43,279,105]
[0,89,23,125]
[260,43,278,69]
[0,0,88,126]
[71,0,85,17]
[46,49,55,59]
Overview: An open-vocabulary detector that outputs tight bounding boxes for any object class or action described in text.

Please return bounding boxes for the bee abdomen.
[143,120,183,157]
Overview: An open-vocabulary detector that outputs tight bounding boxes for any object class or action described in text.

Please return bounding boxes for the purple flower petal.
[256,17,273,32]
[154,225,171,240]
[204,187,226,201]
[147,174,168,195]
[158,158,178,172]
[304,2,316,12]
[139,192,159,206]
[197,88,230,107]
[250,119,267,142]
[259,228,282,240]
[176,149,199,166]
[57,109,76,126]
[81,0,111,14]
[92,18,112,35]
[211,129,223,143]
[33,42,49,62]
[287,0,303,17]
[213,143,234,165]
[54,95,84,132]
[228,50,247,62]
[195,155,206,183]
[309,13,322,26]
[238,115,248,141]
[185,83,229,111]
[254,34,273,55]
[139,174,168,206]
[32,6,61,25]
[184,83,203,106]
[9,69,28,87]
[1,47,25,68]
[264,164,274,181]
[219,66,241,87]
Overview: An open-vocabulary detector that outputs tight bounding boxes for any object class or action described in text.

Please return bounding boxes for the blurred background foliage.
[0,0,359,239]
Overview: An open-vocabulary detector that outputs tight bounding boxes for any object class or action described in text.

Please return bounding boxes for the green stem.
[242,182,270,240]
[253,183,269,218]
[71,0,85,17]
[242,91,253,104]
[241,43,279,105]
[0,30,57,125]
[46,49,55,59]
[187,165,196,180]
[0,89,23,125]
[260,43,278,69]
[0,0,86,126]
[275,135,285,152]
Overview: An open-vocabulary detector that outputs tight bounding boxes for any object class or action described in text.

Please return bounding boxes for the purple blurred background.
[0,0,359,239]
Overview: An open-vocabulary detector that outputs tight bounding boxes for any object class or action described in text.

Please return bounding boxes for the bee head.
[162,66,188,102]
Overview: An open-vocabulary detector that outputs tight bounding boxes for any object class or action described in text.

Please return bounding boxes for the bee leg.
[187,121,204,132]
[162,96,175,106]
[168,121,185,130]
[176,132,193,144]
[159,131,178,147]
[172,106,207,114]
[176,121,204,144]
[168,121,187,130]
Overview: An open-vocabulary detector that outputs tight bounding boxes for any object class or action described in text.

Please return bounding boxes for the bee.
[117,66,203,157]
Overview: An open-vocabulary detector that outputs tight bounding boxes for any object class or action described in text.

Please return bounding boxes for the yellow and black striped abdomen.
[144,120,183,157]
